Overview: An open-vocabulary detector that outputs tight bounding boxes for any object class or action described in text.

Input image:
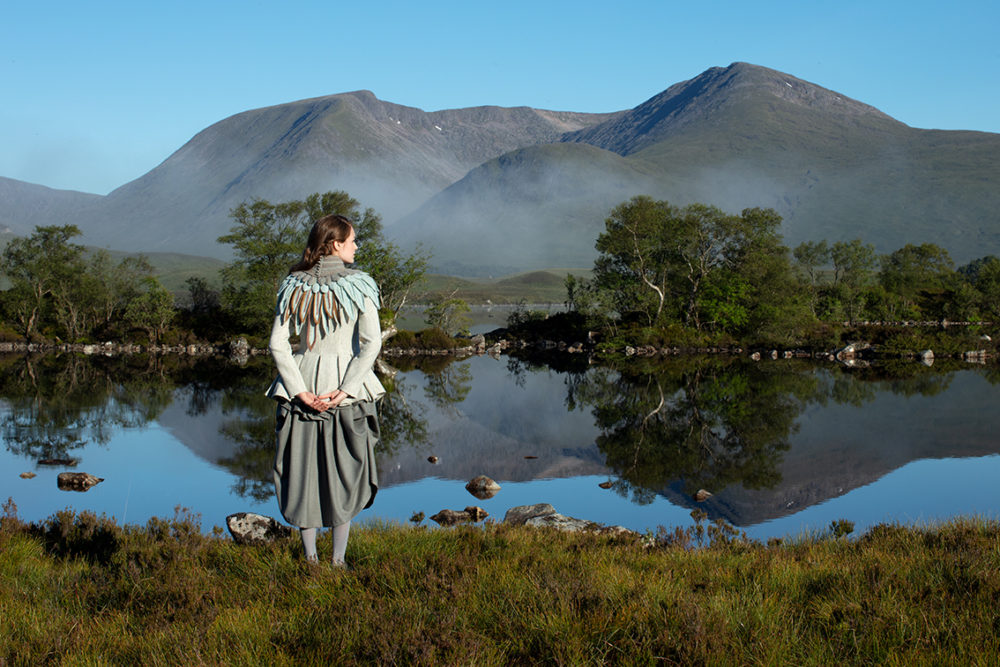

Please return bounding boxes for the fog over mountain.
[3,63,998,273]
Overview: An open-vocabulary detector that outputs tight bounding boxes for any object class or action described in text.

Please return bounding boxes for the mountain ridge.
[1,62,997,273]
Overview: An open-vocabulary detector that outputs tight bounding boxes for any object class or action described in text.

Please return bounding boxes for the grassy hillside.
[106,251,226,293]
[416,268,591,304]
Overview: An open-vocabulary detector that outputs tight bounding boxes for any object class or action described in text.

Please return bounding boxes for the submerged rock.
[56,472,104,491]
[429,506,489,526]
[225,512,292,545]
[466,475,501,499]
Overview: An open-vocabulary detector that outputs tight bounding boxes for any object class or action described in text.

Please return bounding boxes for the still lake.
[3,352,1000,540]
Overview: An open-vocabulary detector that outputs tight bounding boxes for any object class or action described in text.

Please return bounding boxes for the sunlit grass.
[2,503,999,664]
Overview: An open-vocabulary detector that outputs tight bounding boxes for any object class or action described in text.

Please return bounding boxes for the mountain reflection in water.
[2,352,1000,538]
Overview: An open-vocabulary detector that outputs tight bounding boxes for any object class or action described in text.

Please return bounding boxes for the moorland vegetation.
[2,501,999,664]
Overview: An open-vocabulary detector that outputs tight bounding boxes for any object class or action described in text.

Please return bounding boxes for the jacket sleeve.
[338,296,382,398]
[269,313,308,398]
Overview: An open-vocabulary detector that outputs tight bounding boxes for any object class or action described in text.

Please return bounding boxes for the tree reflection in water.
[215,357,433,501]
[2,351,987,509]
[0,353,177,460]
[567,358,822,503]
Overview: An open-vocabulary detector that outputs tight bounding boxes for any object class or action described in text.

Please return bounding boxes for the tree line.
[565,195,1000,344]
[0,191,427,345]
[3,191,998,346]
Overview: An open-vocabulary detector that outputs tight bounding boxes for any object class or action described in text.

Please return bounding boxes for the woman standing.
[266,214,384,566]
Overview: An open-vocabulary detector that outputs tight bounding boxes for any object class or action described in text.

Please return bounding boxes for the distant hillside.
[13,94,616,257]
[1,63,998,274]
[399,63,1000,274]
[0,177,102,237]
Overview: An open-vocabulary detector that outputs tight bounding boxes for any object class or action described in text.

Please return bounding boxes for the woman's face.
[333,228,357,263]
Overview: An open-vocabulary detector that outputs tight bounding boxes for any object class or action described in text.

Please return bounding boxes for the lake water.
[3,352,1000,541]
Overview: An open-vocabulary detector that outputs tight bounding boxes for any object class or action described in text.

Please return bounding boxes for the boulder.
[503,503,557,526]
[835,342,871,361]
[694,489,713,502]
[465,506,489,521]
[228,337,250,364]
[56,472,104,491]
[465,475,501,499]
[427,455,440,464]
[225,512,293,545]
[525,513,600,532]
[429,506,489,526]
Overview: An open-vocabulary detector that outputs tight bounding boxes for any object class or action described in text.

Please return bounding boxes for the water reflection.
[568,359,819,503]
[2,351,1000,536]
[0,354,175,459]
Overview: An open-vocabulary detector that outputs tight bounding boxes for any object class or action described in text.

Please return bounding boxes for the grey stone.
[525,513,601,532]
[503,503,557,526]
[226,512,293,545]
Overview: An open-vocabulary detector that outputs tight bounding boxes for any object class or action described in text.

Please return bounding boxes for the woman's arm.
[268,313,309,398]
[337,296,382,398]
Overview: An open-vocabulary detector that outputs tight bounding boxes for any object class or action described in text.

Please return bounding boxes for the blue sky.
[2,0,998,195]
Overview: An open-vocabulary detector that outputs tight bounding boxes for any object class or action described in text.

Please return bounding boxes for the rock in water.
[465,475,501,499]
[20,472,36,479]
[694,489,713,502]
[430,509,468,526]
[429,507,489,526]
[226,512,292,545]
[56,472,104,491]
[503,503,557,526]
[598,481,613,489]
[465,506,489,522]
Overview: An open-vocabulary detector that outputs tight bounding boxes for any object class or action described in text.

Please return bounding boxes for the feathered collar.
[274,256,380,349]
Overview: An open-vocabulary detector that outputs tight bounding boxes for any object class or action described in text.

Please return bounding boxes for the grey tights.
[300,522,351,565]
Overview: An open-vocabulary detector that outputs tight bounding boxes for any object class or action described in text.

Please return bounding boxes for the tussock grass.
[2,501,999,664]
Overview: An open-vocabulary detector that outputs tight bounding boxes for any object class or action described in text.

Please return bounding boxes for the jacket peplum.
[265,255,385,405]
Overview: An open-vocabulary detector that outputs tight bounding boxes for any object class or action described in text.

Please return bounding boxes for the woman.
[266,214,384,566]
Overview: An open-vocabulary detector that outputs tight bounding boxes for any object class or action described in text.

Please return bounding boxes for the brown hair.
[289,214,353,273]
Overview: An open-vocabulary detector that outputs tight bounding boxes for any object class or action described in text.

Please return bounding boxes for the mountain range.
[2,62,998,275]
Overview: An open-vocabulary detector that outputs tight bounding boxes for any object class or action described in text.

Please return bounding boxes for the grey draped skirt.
[272,399,379,528]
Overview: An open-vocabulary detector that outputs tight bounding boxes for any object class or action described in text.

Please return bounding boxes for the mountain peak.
[562,62,899,155]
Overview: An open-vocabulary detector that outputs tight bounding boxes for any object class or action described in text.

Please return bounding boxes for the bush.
[416,327,458,349]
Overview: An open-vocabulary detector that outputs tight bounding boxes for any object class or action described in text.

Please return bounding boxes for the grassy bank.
[2,504,999,664]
